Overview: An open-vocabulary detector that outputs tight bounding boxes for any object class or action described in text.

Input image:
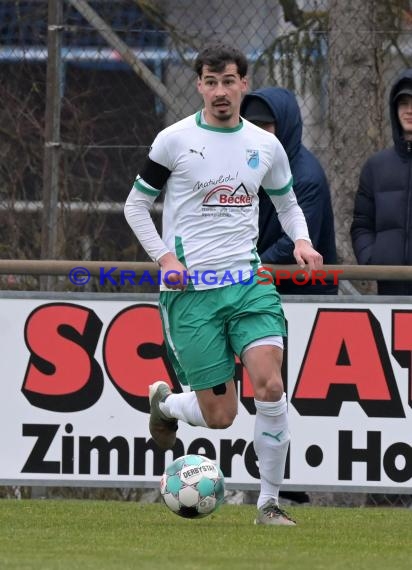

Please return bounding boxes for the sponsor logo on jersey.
[193,172,238,192]
[247,149,259,169]
[189,146,205,159]
[202,183,252,207]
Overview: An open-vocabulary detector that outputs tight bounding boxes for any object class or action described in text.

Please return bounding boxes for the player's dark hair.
[194,43,248,78]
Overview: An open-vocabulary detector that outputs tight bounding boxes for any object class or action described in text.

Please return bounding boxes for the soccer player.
[124,43,323,526]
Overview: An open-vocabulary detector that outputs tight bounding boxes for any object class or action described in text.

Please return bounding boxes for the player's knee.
[206,418,234,429]
[203,409,236,429]
[255,379,284,402]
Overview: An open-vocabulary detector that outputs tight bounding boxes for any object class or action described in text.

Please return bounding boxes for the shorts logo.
[247,149,259,169]
[202,183,252,207]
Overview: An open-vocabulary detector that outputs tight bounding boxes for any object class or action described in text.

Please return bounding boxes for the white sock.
[254,394,290,509]
[160,391,208,427]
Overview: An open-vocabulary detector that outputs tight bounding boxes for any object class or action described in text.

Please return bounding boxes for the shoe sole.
[254,518,296,526]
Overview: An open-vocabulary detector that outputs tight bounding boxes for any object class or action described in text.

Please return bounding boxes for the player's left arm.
[293,238,323,271]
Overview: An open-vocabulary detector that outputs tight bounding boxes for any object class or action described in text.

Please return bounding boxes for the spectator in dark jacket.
[351,69,412,295]
[241,87,337,295]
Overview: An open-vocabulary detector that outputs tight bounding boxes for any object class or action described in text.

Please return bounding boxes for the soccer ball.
[160,454,225,518]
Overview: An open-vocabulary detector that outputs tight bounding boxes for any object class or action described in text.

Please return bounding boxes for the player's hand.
[158,252,189,290]
[293,239,323,272]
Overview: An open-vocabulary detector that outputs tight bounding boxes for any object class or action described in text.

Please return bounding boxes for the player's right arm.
[157,252,188,290]
[124,154,187,289]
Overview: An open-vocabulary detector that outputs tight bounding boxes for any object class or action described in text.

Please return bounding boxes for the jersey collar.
[195,110,243,133]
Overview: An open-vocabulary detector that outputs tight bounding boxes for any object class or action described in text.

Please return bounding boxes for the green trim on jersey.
[175,236,195,292]
[195,110,243,133]
[251,247,260,273]
[264,176,294,196]
[134,178,161,197]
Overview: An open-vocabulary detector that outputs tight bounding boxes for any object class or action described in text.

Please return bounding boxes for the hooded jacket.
[240,87,337,294]
[351,69,412,295]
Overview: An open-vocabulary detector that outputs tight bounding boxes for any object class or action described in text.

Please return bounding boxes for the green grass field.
[0,500,411,570]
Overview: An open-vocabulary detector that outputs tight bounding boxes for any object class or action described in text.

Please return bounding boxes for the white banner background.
[0,294,411,492]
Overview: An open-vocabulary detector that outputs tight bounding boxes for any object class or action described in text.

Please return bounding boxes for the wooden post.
[41,0,63,290]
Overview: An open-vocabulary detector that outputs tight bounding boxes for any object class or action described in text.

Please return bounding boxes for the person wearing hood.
[241,87,338,295]
[351,70,412,295]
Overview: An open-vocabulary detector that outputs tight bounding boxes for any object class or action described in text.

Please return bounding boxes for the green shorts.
[159,276,286,391]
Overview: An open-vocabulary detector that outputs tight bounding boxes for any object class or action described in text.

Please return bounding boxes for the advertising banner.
[1,293,411,492]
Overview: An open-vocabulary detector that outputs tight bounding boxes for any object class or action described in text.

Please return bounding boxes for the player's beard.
[211,102,234,124]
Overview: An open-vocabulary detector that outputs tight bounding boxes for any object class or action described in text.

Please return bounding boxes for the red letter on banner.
[23,303,103,412]
[235,356,255,414]
[103,304,180,412]
[392,310,412,409]
[292,309,404,417]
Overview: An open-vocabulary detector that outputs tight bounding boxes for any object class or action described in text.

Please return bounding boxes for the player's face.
[398,95,412,140]
[197,63,248,128]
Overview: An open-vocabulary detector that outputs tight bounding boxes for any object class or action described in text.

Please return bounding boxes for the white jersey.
[125,111,310,290]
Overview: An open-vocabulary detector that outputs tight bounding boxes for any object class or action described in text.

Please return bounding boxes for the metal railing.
[1,260,412,281]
